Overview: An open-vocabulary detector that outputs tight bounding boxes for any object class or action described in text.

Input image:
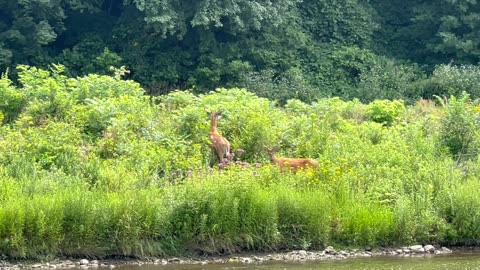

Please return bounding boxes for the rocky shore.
[0,245,455,270]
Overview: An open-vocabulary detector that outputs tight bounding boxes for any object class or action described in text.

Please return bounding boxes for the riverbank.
[0,245,459,270]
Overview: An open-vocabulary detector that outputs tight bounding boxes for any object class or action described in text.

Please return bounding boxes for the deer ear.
[216,111,223,116]
[204,107,211,115]
[272,146,280,152]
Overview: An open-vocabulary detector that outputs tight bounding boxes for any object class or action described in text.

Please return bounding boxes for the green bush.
[426,64,480,99]
[439,94,480,160]
[355,58,424,103]
[0,74,25,123]
[241,68,319,105]
[366,99,405,125]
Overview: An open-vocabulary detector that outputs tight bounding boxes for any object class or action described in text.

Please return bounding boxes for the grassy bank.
[0,65,480,259]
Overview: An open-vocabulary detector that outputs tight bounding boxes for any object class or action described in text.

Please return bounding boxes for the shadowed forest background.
[2,0,480,103]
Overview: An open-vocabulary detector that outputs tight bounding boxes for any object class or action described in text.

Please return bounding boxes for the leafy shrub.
[366,99,405,125]
[0,74,25,123]
[438,94,480,160]
[425,64,480,99]
[355,58,424,103]
[241,68,319,105]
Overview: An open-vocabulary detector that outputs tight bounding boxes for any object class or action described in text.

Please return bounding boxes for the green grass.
[0,66,480,259]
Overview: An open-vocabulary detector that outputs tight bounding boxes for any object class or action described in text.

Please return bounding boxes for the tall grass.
[0,65,480,259]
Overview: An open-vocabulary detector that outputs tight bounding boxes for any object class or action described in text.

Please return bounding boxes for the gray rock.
[252,256,263,262]
[357,252,371,257]
[227,257,239,263]
[240,257,253,263]
[167,258,180,263]
[441,247,452,253]
[324,246,336,254]
[79,260,89,266]
[424,245,435,253]
[298,250,307,256]
[409,245,425,253]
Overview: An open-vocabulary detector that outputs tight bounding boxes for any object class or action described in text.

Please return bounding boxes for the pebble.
[0,244,462,270]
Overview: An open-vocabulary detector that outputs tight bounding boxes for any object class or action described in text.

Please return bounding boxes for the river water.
[115,252,480,270]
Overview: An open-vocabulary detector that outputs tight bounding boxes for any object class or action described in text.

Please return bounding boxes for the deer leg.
[216,147,226,164]
[225,145,231,160]
[210,146,219,166]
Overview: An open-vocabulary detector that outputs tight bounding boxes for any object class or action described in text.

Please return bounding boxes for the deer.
[264,145,318,173]
[205,108,231,164]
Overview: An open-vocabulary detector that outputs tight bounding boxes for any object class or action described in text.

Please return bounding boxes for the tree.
[414,0,480,64]
[0,0,103,70]
[114,0,307,93]
[300,0,378,47]
[125,0,300,38]
[372,0,480,65]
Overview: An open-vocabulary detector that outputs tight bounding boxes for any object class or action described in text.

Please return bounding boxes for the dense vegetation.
[1,66,480,259]
[2,0,480,102]
[2,0,480,260]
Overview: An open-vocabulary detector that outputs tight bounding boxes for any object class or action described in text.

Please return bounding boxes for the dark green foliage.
[3,0,480,101]
[300,0,378,47]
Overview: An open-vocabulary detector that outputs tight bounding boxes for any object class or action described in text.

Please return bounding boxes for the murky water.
[115,252,480,270]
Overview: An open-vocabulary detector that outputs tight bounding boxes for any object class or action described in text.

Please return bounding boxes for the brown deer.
[264,145,318,173]
[206,108,231,163]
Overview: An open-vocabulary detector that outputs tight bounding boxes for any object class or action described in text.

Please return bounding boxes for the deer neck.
[210,119,220,135]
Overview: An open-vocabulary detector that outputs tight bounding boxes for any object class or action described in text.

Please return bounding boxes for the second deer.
[206,109,231,163]
[264,145,318,173]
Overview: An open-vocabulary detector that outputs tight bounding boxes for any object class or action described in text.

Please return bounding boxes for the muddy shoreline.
[0,245,470,270]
